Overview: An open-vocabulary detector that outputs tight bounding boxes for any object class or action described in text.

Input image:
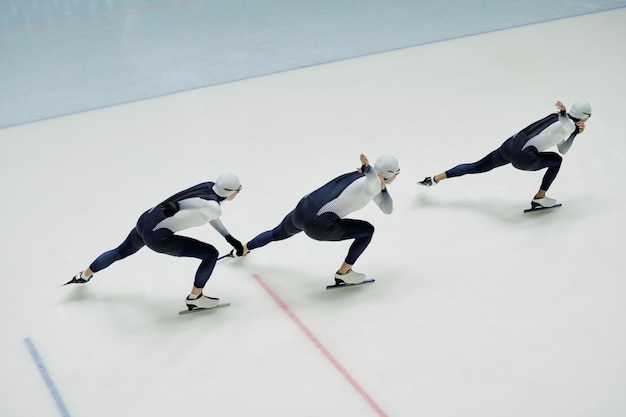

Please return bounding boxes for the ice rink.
[2,3,626,417]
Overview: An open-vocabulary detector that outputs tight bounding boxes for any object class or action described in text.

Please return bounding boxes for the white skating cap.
[213,172,241,198]
[374,155,400,180]
[568,100,592,120]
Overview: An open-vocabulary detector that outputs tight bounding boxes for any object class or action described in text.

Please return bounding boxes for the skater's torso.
[507,113,577,153]
[299,169,390,219]
[141,182,224,234]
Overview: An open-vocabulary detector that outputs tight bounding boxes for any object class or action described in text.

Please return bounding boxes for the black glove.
[159,201,179,217]
[225,234,244,256]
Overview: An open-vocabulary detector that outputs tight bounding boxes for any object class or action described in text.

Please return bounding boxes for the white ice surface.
[1,9,626,417]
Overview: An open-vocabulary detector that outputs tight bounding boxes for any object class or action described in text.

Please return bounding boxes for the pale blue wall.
[1,0,624,128]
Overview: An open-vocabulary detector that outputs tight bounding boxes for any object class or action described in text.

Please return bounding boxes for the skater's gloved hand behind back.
[159,201,179,217]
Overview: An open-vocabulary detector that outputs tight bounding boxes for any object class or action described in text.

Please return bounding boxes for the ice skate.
[185,294,220,311]
[531,196,558,209]
[63,271,92,286]
[524,196,562,213]
[334,269,366,285]
[417,176,437,187]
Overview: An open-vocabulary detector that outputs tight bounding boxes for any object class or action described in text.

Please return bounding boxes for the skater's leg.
[246,210,303,250]
[418,137,516,186]
[511,147,562,199]
[175,240,222,309]
[340,220,375,267]
[533,154,561,203]
[433,172,448,183]
[334,219,374,284]
[142,229,221,309]
[536,153,562,194]
[445,149,510,180]
[87,228,145,277]
[304,213,375,273]
[142,229,219,291]
[177,238,220,294]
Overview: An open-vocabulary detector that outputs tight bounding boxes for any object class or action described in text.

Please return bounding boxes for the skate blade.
[178,302,231,315]
[524,203,562,213]
[326,279,375,290]
[62,278,88,286]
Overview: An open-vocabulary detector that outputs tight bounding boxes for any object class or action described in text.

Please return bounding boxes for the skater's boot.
[531,196,557,209]
[334,269,366,285]
[417,176,437,187]
[64,271,92,285]
[185,294,220,310]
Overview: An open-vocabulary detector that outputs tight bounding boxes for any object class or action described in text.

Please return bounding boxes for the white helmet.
[374,155,400,180]
[213,172,241,198]
[568,100,592,120]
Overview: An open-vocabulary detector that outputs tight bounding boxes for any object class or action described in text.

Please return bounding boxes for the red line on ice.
[251,273,388,417]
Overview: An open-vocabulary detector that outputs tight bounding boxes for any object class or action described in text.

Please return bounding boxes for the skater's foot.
[531,195,558,209]
[65,271,92,285]
[334,269,366,285]
[185,294,220,310]
[417,176,437,187]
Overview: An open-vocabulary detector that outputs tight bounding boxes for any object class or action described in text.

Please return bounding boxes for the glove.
[225,234,244,256]
[159,201,179,217]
